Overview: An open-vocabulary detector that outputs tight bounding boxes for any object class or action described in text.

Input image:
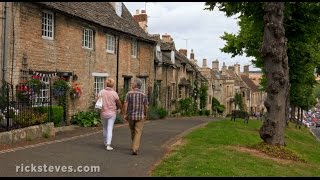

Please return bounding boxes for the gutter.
[2,2,9,81]
[116,36,120,93]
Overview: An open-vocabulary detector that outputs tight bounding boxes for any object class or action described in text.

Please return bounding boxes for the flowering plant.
[16,84,30,101]
[70,81,82,99]
[27,75,43,94]
[52,77,70,97]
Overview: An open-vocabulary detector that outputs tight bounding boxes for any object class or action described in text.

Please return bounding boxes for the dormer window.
[115,2,122,17]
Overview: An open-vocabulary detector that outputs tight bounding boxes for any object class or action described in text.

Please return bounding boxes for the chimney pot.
[141,10,146,14]
[136,9,139,14]
[202,59,207,68]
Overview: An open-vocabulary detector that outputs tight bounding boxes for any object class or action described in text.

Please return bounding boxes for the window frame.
[82,28,94,49]
[42,10,54,40]
[94,76,107,96]
[33,76,50,107]
[106,34,116,54]
[131,39,138,58]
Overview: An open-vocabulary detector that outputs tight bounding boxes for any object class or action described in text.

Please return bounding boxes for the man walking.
[123,78,149,155]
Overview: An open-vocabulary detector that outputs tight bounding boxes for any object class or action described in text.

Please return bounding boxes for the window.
[131,39,137,58]
[124,78,131,94]
[42,11,54,39]
[82,28,94,49]
[33,76,50,106]
[115,2,122,17]
[106,34,116,53]
[139,78,146,93]
[178,86,182,98]
[94,76,106,96]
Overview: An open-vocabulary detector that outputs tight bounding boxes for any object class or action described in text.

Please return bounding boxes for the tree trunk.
[296,107,300,129]
[259,2,289,146]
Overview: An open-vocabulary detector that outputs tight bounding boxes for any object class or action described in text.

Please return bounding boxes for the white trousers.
[102,115,116,145]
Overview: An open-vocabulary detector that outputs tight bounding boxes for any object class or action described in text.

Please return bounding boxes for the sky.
[124,2,261,71]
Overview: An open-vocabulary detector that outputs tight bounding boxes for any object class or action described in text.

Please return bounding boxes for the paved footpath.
[0,117,215,177]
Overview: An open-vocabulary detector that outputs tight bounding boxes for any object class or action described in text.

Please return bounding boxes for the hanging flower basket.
[52,77,70,98]
[70,81,82,99]
[27,75,43,94]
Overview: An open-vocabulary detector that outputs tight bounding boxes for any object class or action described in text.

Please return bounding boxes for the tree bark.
[259,2,289,146]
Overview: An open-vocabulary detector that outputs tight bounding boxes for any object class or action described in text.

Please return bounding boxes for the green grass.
[152,118,320,177]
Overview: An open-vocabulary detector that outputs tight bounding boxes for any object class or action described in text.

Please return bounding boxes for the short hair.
[134,78,143,89]
[106,78,115,88]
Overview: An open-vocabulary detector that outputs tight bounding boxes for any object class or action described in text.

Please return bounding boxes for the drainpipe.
[2,2,9,81]
[116,36,120,93]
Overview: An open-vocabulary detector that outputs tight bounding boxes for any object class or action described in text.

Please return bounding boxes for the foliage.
[234,92,244,111]
[148,106,168,120]
[12,109,47,127]
[115,112,124,124]
[152,119,320,176]
[178,97,197,116]
[204,2,320,111]
[71,111,100,127]
[199,83,208,110]
[70,81,82,99]
[52,77,70,98]
[32,105,64,125]
[212,97,225,114]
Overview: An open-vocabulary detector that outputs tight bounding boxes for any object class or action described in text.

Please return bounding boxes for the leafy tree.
[199,83,208,110]
[212,97,225,115]
[205,2,295,146]
[234,92,244,111]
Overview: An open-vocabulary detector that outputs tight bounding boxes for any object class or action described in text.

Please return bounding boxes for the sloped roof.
[161,41,175,51]
[35,2,156,43]
[162,53,174,65]
[241,75,259,92]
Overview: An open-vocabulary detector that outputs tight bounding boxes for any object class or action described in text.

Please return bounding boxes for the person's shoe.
[106,146,114,151]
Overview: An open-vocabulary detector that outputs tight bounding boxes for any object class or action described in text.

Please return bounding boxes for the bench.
[231,110,249,124]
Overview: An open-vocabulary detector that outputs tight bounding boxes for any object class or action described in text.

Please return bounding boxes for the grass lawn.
[152,118,320,177]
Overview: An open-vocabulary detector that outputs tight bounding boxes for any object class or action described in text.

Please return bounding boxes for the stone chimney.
[190,49,194,60]
[243,65,249,76]
[222,62,227,71]
[212,59,219,71]
[162,33,172,43]
[202,59,207,68]
[179,49,187,57]
[234,64,240,76]
[228,66,234,71]
[133,9,148,32]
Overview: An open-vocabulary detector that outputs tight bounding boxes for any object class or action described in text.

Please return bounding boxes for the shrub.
[71,111,100,127]
[148,106,160,120]
[147,106,168,120]
[12,109,47,127]
[158,107,168,119]
[204,110,210,116]
[115,112,124,124]
[51,106,64,125]
[33,106,64,125]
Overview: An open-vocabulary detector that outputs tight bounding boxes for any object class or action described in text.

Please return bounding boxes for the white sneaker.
[106,146,113,151]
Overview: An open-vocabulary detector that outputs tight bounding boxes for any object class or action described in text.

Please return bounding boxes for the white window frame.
[131,39,137,58]
[115,2,122,17]
[106,34,116,54]
[82,28,94,49]
[33,76,50,107]
[94,76,107,96]
[42,10,54,40]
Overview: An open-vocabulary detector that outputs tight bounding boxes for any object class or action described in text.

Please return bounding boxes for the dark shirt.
[125,88,148,120]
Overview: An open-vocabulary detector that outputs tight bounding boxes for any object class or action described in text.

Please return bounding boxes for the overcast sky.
[124,2,261,71]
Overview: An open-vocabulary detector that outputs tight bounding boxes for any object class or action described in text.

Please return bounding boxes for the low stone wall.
[0,122,55,144]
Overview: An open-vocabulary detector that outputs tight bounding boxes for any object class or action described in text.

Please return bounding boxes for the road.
[0,117,214,177]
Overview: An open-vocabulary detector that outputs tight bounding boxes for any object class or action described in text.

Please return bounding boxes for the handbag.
[95,96,103,109]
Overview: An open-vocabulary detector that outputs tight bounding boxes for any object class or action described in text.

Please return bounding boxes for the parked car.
[316,122,320,128]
